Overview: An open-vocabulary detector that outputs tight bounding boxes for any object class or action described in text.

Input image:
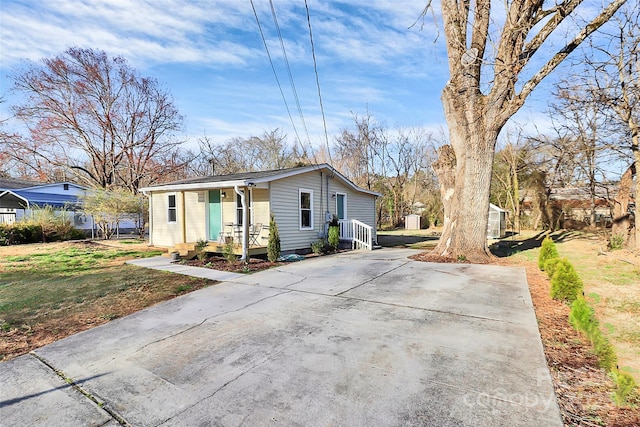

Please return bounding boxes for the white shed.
[487,203,507,239]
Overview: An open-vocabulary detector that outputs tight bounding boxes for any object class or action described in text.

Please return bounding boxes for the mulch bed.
[410,251,639,426]
[184,256,287,273]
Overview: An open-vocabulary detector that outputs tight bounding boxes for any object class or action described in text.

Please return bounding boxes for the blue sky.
[0,0,455,151]
[1,0,610,154]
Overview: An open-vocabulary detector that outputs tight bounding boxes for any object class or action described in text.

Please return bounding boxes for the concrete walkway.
[0,248,562,426]
[126,256,246,281]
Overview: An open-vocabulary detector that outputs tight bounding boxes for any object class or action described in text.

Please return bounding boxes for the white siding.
[150,191,177,246]
[270,170,377,252]
[150,190,205,247]
[185,191,207,242]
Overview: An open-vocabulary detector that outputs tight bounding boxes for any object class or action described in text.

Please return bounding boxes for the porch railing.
[338,219,373,250]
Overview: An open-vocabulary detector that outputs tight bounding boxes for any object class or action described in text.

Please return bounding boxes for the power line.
[268,0,316,163]
[249,0,306,158]
[304,0,332,167]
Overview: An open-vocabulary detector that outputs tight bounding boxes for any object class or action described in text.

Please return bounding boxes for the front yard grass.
[0,240,216,361]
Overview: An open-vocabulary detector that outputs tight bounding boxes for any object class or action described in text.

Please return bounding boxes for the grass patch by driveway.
[500,230,640,383]
[0,240,216,361]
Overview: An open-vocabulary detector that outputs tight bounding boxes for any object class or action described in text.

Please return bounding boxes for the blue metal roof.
[12,190,81,209]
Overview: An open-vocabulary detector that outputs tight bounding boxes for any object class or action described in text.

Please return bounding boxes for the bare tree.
[8,48,186,193]
[429,0,626,261]
[585,4,640,248]
[549,81,616,226]
[491,131,533,231]
[196,129,305,176]
[333,113,384,191]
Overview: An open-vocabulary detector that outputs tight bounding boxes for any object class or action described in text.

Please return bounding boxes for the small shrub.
[609,233,625,250]
[570,297,619,371]
[311,239,326,255]
[267,213,281,262]
[223,240,236,264]
[592,333,618,371]
[328,225,340,251]
[538,236,559,270]
[570,297,597,336]
[550,258,583,303]
[0,223,44,245]
[543,257,561,279]
[611,371,638,406]
[195,239,208,261]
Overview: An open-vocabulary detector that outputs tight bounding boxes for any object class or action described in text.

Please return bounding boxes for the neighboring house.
[139,164,380,258]
[0,179,86,226]
[0,179,138,234]
[521,185,632,228]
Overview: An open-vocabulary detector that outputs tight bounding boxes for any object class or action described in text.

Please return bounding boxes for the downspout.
[326,172,331,238]
[180,191,186,243]
[234,185,248,262]
[145,191,153,246]
[320,171,324,236]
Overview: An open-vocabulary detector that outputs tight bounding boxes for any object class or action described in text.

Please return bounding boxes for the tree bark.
[433,85,502,262]
[612,164,634,244]
[432,0,626,261]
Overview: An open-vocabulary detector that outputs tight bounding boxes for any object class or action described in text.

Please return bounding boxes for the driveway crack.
[159,347,288,425]
[335,261,410,296]
[134,290,292,354]
[28,353,130,426]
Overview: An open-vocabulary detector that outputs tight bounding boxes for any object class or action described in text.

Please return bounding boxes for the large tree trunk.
[433,87,502,262]
[612,163,637,249]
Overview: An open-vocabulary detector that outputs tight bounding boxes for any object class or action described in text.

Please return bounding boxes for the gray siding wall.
[327,178,377,244]
[270,170,324,252]
[270,170,377,252]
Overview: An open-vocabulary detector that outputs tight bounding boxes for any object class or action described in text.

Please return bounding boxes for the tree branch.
[516,0,627,112]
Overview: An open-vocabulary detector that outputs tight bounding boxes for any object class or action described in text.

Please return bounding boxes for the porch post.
[233,185,249,261]
[180,191,186,243]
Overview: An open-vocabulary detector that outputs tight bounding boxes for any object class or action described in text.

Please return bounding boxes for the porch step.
[165,242,198,259]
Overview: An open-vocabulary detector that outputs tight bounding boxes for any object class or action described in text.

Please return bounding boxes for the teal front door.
[336,193,346,219]
[208,190,222,241]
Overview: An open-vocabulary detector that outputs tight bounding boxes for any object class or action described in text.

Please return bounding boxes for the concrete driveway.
[0,248,561,426]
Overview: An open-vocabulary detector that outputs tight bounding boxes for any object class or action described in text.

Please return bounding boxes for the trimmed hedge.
[543,257,561,279]
[0,223,43,245]
[541,236,637,406]
[538,236,559,270]
[550,258,583,303]
[0,222,85,246]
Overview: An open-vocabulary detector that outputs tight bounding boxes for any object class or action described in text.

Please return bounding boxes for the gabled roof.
[19,182,87,192]
[140,163,381,197]
[0,177,44,190]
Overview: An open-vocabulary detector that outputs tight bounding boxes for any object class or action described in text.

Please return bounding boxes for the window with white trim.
[299,189,313,229]
[236,191,252,225]
[168,194,177,223]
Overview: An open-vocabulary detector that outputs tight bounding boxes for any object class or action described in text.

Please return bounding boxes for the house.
[520,185,632,228]
[0,179,86,226]
[0,179,139,235]
[139,164,380,259]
